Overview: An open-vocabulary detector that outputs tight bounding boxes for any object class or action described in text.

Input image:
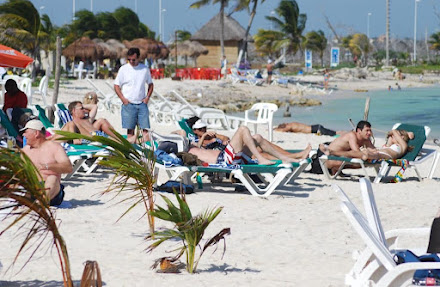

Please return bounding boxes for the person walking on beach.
[323,69,330,90]
[266,59,274,84]
[220,55,228,78]
[21,120,72,206]
[114,47,153,143]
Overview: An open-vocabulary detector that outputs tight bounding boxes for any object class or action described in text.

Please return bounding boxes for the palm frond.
[56,130,156,234]
[0,148,72,286]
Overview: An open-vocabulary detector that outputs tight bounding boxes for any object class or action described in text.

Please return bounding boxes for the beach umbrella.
[124,38,165,60]
[186,40,208,58]
[62,37,101,61]
[0,44,33,68]
[92,39,117,59]
[106,39,126,58]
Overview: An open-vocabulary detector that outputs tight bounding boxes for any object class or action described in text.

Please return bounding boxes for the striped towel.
[367,159,409,183]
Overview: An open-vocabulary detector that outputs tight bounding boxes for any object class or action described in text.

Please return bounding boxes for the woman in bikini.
[361,129,414,160]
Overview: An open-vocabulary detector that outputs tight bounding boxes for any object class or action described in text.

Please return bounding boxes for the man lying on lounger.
[21,120,72,206]
[188,125,311,165]
[275,122,347,136]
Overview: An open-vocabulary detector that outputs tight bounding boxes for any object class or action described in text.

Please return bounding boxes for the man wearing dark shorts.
[114,47,153,143]
[21,120,72,206]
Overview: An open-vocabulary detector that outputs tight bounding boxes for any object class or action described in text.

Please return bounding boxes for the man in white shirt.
[114,47,154,142]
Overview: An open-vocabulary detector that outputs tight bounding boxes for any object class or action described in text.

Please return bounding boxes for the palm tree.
[266,0,307,58]
[190,0,230,58]
[71,10,99,39]
[303,30,327,67]
[0,0,42,78]
[254,29,285,58]
[429,32,440,61]
[147,191,228,273]
[176,30,192,42]
[349,33,372,66]
[0,148,73,286]
[233,0,266,66]
[95,12,121,40]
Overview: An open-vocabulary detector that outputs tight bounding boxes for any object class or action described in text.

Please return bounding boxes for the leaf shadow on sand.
[0,280,107,286]
[57,198,105,209]
[200,263,260,274]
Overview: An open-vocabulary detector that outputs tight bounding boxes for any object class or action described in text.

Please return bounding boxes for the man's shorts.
[217,144,243,165]
[50,184,65,206]
[121,102,150,130]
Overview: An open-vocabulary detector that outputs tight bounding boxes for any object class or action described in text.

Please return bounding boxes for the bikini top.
[383,144,401,154]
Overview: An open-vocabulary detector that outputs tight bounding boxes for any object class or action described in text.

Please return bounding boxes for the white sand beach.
[1,74,439,286]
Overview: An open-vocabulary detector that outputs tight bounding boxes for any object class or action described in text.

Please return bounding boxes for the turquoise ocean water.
[232,87,440,139]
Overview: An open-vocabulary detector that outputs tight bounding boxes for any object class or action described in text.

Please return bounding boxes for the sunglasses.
[128,58,138,62]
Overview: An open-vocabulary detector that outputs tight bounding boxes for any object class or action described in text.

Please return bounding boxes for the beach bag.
[393,250,440,285]
[310,147,325,174]
[154,180,194,194]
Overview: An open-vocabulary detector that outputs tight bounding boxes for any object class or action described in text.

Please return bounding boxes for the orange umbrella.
[0,44,33,68]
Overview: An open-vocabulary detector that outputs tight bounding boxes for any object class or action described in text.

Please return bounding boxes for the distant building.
[191,13,252,68]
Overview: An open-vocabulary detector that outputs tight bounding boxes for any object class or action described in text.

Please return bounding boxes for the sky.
[5,0,440,42]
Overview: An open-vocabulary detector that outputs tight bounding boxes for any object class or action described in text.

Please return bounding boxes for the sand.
[0,72,439,286]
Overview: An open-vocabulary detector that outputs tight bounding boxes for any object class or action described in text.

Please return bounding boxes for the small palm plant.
[56,130,157,234]
[0,148,73,286]
[147,190,230,274]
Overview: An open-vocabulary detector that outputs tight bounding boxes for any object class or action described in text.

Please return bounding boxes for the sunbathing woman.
[320,129,414,160]
[360,129,414,160]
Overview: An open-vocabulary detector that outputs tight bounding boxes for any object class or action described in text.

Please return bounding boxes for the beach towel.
[366,159,409,183]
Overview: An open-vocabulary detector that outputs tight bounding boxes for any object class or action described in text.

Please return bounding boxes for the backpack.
[154,180,194,194]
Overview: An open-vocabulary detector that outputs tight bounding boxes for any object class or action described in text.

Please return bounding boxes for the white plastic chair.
[74,61,86,79]
[244,103,278,142]
[32,76,48,107]
[86,62,96,79]
[19,77,32,103]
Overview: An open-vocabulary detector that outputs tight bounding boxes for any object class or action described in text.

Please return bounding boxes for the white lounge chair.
[339,198,440,286]
[244,102,278,142]
[334,180,432,286]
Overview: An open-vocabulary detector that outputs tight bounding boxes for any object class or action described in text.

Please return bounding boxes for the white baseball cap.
[267,59,272,64]
[192,119,208,129]
[20,119,45,132]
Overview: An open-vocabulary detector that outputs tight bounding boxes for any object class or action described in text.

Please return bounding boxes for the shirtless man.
[188,126,310,165]
[275,122,346,136]
[59,101,117,144]
[318,120,374,173]
[21,120,72,205]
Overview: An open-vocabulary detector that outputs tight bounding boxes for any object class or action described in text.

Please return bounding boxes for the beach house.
[190,13,252,68]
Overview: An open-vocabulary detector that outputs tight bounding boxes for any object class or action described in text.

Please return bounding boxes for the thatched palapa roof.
[63,37,101,60]
[191,13,252,42]
[169,40,208,58]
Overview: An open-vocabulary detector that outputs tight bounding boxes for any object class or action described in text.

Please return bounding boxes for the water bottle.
[196,173,203,189]
[23,136,27,146]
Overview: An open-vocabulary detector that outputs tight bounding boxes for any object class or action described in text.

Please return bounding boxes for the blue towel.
[154,149,183,166]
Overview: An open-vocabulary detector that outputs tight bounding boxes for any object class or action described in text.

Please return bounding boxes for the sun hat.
[192,119,208,129]
[20,119,45,132]
[267,59,272,64]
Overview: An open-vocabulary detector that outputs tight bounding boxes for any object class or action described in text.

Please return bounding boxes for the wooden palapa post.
[50,36,62,123]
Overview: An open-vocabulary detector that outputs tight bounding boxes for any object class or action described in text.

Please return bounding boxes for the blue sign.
[331,47,340,67]
[305,50,312,69]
